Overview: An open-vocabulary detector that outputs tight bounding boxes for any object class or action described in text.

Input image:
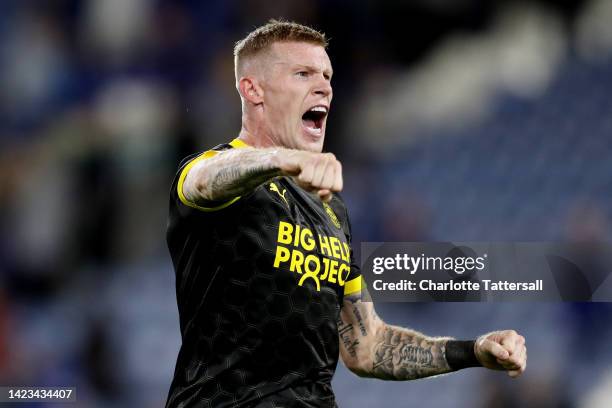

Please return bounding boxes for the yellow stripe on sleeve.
[344,276,363,296]
[176,138,250,211]
[176,150,241,212]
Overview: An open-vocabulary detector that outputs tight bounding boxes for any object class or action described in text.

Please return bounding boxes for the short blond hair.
[234,19,328,78]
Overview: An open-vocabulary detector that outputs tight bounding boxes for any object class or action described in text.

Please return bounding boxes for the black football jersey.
[165,138,362,408]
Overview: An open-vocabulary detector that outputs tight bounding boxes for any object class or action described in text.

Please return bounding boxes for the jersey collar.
[229,138,250,149]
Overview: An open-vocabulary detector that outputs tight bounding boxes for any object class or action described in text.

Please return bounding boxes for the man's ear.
[238,77,264,105]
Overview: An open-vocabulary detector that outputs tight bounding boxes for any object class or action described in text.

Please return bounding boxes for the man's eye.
[296,71,309,77]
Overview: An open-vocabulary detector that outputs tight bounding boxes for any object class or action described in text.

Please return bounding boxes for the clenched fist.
[475,330,527,378]
[274,150,343,202]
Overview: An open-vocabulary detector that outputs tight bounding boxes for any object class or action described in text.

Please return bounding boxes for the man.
[166,20,526,408]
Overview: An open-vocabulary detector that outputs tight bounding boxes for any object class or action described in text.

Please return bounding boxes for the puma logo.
[269,182,288,206]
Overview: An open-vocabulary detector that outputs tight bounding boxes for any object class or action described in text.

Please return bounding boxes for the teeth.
[304,126,322,134]
[310,106,327,113]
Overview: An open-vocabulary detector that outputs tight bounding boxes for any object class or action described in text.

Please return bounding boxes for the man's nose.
[313,77,332,98]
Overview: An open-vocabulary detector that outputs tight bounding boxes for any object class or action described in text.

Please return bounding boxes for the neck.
[237,115,281,149]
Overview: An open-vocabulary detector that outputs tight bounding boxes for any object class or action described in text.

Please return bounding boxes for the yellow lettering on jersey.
[337,263,350,285]
[289,249,304,274]
[329,237,342,259]
[293,224,301,247]
[301,228,315,251]
[273,246,291,267]
[278,221,293,245]
[301,254,322,291]
[327,260,338,283]
[342,243,351,263]
[273,221,354,292]
[320,258,331,281]
[318,235,331,257]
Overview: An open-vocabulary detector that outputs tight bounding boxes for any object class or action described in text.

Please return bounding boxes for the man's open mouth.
[302,105,328,135]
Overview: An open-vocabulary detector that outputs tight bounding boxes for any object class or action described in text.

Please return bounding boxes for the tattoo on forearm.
[344,293,377,338]
[350,304,367,336]
[341,290,450,380]
[372,326,451,380]
[209,161,279,200]
[338,317,359,358]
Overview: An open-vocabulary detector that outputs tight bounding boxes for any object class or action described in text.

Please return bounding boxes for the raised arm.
[182,147,343,204]
[338,286,527,380]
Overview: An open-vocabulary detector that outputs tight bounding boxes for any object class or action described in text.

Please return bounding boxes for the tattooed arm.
[338,287,452,380]
[338,286,527,380]
[182,146,343,204]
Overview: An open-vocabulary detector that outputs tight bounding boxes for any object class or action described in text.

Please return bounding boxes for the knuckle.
[299,152,311,164]
[301,164,313,176]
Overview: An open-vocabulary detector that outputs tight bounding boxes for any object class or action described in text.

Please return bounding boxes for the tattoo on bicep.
[372,327,450,380]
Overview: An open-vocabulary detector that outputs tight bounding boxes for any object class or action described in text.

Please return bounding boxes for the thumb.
[508,369,522,378]
[318,189,332,202]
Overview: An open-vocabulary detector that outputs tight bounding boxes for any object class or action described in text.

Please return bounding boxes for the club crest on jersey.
[323,202,341,229]
[269,182,288,206]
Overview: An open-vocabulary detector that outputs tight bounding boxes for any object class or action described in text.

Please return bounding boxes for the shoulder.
[170,139,249,213]
[175,142,233,174]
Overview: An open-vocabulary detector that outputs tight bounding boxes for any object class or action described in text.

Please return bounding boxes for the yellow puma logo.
[269,182,288,206]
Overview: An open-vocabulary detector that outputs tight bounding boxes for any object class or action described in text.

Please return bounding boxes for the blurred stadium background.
[1,0,612,407]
